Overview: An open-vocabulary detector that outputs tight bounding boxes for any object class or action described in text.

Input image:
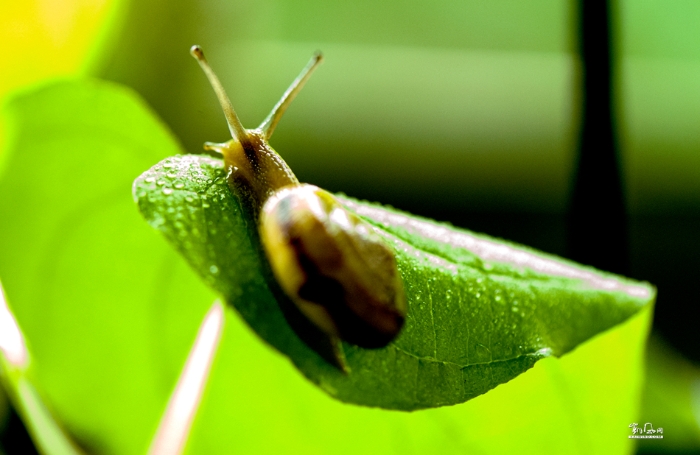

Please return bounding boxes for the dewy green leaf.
[134,154,655,411]
[0,78,653,453]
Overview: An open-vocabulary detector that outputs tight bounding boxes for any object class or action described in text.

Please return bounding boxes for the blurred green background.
[2,0,700,453]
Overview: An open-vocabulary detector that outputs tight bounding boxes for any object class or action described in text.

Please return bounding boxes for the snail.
[190,46,407,362]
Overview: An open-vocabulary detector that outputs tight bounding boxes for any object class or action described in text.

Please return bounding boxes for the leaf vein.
[391,344,548,369]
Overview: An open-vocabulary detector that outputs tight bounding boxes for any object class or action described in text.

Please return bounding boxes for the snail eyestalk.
[190,45,251,148]
[259,52,324,139]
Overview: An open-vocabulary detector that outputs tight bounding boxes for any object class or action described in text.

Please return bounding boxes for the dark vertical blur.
[568,0,700,369]
[0,405,39,454]
[568,0,629,275]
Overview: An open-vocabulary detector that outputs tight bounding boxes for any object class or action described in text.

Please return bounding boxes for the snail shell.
[261,185,406,348]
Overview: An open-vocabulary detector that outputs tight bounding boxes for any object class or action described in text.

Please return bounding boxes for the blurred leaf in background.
[0,79,219,453]
[0,0,123,172]
[0,0,125,450]
[636,335,700,454]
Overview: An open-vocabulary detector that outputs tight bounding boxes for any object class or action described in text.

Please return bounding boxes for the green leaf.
[0,0,125,173]
[0,78,655,454]
[0,80,219,454]
[3,279,81,455]
[637,336,700,452]
[134,154,655,411]
[185,298,652,455]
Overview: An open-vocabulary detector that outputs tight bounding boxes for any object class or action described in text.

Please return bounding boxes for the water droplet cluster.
[134,154,269,296]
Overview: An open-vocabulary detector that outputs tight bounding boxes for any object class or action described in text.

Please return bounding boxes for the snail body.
[190,46,406,355]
